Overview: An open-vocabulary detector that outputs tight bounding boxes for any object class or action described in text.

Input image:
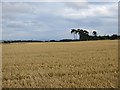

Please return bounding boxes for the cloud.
[2,0,88,2]
[0,3,2,40]
[2,2,118,40]
[57,2,117,19]
[64,2,88,9]
[2,0,119,2]
[2,2,33,14]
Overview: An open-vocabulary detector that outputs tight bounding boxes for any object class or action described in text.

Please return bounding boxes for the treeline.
[2,39,75,43]
[2,28,120,43]
[2,34,120,44]
[76,34,120,41]
[2,40,43,43]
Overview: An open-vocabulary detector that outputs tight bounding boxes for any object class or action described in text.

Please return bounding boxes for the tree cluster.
[71,29,120,41]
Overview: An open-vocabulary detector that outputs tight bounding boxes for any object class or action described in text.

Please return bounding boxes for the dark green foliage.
[71,29,89,41]
[92,31,97,37]
[70,28,119,41]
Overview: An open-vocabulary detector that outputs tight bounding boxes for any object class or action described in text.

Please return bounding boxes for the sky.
[1,0,118,40]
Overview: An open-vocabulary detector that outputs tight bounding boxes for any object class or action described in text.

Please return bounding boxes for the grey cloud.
[2,2,118,40]
[64,2,89,9]
[2,2,33,14]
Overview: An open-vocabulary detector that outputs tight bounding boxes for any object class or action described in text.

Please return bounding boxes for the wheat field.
[2,40,118,88]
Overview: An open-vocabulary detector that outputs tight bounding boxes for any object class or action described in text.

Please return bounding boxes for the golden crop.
[2,40,118,88]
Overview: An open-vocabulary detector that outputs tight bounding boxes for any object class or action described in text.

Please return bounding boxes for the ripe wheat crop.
[2,40,118,88]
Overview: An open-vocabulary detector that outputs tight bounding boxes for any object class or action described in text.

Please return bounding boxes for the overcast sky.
[2,1,118,40]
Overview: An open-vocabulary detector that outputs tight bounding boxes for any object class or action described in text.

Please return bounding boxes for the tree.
[76,29,83,40]
[83,30,89,40]
[84,30,89,35]
[71,29,77,40]
[110,34,118,40]
[71,28,89,41]
[92,31,97,37]
[77,29,90,40]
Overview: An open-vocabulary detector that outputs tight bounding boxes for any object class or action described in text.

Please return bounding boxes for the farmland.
[2,40,118,88]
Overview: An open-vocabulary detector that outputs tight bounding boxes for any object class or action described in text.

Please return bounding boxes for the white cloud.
[57,2,117,19]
